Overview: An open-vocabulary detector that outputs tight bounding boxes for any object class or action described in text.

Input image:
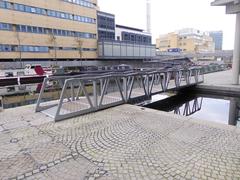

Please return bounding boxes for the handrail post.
[145,74,150,97]
[35,78,48,112]
[55,79,69,121]
[93,80,98,109]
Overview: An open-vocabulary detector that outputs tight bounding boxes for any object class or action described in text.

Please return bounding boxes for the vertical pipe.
[146,0,151,34]
[232,13,240,84]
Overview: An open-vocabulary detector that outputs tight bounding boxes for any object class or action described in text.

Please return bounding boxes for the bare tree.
[49,32,57,66]
[16,31,23,68]
[75,37,83,66]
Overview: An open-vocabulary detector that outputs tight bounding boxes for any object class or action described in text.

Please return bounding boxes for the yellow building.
[0,0,98,61]
[156,28,215,53]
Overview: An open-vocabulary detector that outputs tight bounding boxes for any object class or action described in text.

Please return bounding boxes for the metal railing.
[36,67,204,121]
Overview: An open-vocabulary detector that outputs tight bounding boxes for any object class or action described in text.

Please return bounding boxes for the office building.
[156,28,215,53]
[209,31,223,50]
[97,11,155,58]
[0,0,98,61]
[97,11,115,41]
[115,25,152,44]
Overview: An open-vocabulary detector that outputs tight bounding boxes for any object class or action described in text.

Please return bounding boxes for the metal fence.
[201,64,229,74]
[36,67,203,121]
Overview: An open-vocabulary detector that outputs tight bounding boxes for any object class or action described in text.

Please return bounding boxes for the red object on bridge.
[34,65,45,76]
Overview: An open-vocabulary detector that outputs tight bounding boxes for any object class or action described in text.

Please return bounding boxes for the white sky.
[98,0,236,50]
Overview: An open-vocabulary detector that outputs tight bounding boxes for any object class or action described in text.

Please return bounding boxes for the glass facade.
[121,31,152,45]
[97,11,115,41]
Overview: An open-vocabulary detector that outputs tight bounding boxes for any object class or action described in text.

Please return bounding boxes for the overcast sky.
[98,0,236,50]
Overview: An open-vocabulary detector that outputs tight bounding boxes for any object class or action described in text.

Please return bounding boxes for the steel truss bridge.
[36,67,204,121]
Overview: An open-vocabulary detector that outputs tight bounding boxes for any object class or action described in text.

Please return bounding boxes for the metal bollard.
[0,96,3,112]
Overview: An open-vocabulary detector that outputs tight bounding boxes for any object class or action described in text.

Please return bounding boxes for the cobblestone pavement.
[1,104,240,179]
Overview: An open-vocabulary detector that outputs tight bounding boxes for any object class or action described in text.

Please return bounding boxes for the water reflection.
[0,83,60,109]
[146,93,240,127]
[173,97,203,116]
[0,83,42,96]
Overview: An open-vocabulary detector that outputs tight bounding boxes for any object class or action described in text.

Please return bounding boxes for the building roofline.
[211,0,236,6]
[116,24,144,32]
[97,11,115,17]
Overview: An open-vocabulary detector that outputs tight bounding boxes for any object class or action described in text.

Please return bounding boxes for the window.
[38,27,43,34]
[0,23,12,30]
[21,25,27,32]
[33,26,38,33]
[57,29,62,36]
[16,25,21,31]
[0,1,5,8]
[6,2,12,9]
[30,7,36,13]
[27,26,32,32]
[53,29,57,35]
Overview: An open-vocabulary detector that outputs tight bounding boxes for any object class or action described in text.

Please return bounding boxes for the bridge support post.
[232,13,240,85]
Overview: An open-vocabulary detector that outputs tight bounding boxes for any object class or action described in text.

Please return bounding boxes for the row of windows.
[0,22,96,39]
[0,22,12,30]
[97,16,115,30]
[0,44,97,52]
[0,45,49,52]
[63,0,95,8]
[98,31,115,41]
[122,32,152,45]
[0,1,96,24]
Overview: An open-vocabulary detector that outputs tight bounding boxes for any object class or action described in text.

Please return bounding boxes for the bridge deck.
[40,79,200,120]
[36,68,203,121]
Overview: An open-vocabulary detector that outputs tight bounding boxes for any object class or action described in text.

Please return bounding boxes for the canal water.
[145,93,240,127]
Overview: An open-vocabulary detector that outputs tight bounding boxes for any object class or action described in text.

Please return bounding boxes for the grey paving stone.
[0,104,239,179]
